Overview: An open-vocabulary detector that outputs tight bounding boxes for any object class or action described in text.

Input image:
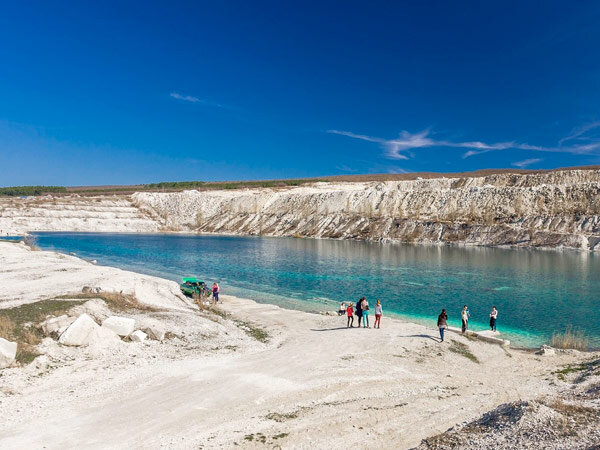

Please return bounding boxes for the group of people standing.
[436,305,499,342]
[339,298,383,328]
[337,300,499,338]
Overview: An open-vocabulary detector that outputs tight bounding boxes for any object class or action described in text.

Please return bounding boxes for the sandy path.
[0,290,570,449]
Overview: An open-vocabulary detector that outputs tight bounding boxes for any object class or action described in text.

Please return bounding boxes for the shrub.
[449,340,480,363]
[551,327,589,350]
[55,291,160,312]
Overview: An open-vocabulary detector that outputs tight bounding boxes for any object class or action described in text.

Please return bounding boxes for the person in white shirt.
[461,305,470,333]
[489,306,498,331]
[374,299,383,329]
[361,298,370,328]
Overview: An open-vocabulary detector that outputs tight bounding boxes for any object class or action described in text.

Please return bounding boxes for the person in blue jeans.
[361,298,370,328]
[437,309,448,342]
[212,282,220,304]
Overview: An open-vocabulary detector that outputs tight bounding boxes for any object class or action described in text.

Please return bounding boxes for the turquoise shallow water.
[31,232,600,348]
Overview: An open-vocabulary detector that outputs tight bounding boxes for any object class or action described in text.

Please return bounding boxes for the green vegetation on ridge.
[145,178,328,190]
[0,186,67,197]
[0,178,328,196]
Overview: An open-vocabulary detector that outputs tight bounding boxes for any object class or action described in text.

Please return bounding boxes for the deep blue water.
[31,232,600,348]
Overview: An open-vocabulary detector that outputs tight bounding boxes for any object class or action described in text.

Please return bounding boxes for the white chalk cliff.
[2,169,600,250]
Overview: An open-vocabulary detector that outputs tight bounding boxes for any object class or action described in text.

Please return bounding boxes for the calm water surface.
[31,232,600,348]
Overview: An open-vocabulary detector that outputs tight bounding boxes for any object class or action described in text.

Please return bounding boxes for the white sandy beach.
[0,241,592,449]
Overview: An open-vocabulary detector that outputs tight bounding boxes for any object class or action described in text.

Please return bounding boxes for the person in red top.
[346,303,354,328]
[212,282,220,304]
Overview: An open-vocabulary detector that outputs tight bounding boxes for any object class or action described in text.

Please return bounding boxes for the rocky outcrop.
[2,169,599,250]
[134,169,600,251]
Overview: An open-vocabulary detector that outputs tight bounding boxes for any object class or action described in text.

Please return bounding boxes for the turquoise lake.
[31,232,600,348]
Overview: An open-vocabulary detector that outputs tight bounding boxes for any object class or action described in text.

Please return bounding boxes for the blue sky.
[1,1,599,186]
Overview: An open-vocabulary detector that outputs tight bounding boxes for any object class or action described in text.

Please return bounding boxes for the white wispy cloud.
[328,124,600,160]
[328,129,535,160]
[558,121,600,146]
[170,92,200,103]
[512,158,542,168]
[387,167,410,174]
[170,92,230,109]
[335,164,358,173]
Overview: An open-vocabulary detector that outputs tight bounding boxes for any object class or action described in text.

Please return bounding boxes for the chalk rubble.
[41,315,76,337]
[130,330,147,342]
[59,314,99,346]
[143,324,166,341]
[102,316,135,337]
[537,345,556,356]
[68,299,112,323]
[0,337,18,369]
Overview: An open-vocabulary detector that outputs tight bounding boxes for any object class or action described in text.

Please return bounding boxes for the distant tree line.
[145,179,327,190]
[0,179,328,197]
[0,186,67,197]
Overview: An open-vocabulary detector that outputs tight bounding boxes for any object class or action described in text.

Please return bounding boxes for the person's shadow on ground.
[310,327,363,331]
[399,334,441,342]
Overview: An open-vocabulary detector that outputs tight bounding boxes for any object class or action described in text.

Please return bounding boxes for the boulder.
[59,314,100,346]
[0,337,18,369]
[40,315,76,337]
[537,345,556,356]
[102,316,135,337]
[130,330,147,342]
[143,324,166,341]
[87,326,122,348]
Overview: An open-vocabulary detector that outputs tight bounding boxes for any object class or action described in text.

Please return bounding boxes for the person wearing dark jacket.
[355,297,363,328]
[437,309,448,342]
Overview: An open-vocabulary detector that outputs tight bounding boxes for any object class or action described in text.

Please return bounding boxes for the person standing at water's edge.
[361,298,370,328]
[212,282,220,304]
[346,303,354,328]
[374,299,382,329]
[437,309,448,342]
[461,305,469,333]
[490,306,498,331]
[355,297,363,328]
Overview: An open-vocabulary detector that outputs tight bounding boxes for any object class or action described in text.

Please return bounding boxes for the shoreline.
[21,232,599,349]
[5,227,600,254]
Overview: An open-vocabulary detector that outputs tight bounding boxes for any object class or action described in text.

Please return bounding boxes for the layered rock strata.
[1,169,599,250]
